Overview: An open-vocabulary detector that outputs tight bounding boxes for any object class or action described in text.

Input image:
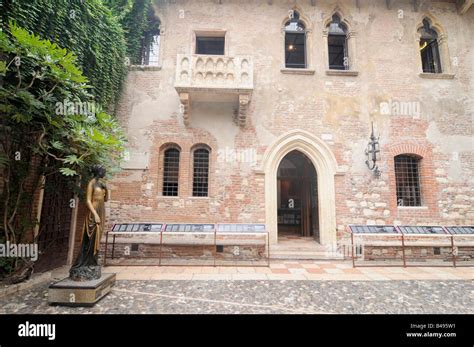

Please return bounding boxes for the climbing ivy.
[121,0,151,65]
[1,0,128,107]
[0,23,126,281]
[117,0,159,65]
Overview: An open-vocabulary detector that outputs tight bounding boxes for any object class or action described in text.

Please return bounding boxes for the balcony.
[174,54,253,127]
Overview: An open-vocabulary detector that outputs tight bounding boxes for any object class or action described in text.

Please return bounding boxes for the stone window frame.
[280,6,315,75]
[415,14,455,79]
[159,143,182,198]
[322,9,358,77]
[189,144,212,198]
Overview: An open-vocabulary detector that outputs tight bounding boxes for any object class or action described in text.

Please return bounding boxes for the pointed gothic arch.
[322,8,358,73]
[262,130,340,245]
[415,14,453,75]
[280,7,314,70]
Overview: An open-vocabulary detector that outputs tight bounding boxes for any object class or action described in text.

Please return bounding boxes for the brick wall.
[102,0,473,248]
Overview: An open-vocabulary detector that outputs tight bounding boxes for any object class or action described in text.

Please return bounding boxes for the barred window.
[193,148,210,197]
[394,155,422,207]
[163,148,180,196]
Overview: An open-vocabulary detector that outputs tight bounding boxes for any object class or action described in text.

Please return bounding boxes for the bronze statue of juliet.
[69,165,108,281]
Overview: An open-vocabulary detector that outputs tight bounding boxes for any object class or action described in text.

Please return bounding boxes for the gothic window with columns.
[418,18,442,73]
[284,11,307,68]
[327,14,349,70]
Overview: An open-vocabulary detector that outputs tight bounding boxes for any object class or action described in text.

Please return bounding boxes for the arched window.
[162,147,180,196]
[418,18,442,73]
[141,14,161,66]
[192,148,210,197]
[394,155,422,207]
[327,14,348,70]
[284,11,306,69]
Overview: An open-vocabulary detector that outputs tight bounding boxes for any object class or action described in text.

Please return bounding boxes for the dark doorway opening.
[277,150,319,242]
[35,173,74,272]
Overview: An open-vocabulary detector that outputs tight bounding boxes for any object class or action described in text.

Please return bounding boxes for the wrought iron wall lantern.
[365,122,381,178]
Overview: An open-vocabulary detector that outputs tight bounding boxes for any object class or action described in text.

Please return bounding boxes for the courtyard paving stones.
[0,261,472,314]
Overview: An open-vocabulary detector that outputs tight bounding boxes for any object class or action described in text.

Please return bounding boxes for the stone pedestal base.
[48,273,115,306]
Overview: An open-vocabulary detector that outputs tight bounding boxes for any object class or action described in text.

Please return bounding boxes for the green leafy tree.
[0,22,126,281]
[1,0,128,107]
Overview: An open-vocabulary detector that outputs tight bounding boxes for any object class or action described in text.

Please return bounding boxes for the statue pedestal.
[48,273,115,306]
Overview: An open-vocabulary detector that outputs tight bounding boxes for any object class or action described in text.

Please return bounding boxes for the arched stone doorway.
[262,130,339,245]
[277,150,319,242]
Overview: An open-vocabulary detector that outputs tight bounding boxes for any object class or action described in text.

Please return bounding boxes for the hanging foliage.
[0,0,162,281]
[121,0,151,65]
[0,22,126,281]
[1,0,128,107]
[94,0,157,64]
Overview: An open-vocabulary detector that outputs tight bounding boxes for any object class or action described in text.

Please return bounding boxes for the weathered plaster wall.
[109,0,474,241]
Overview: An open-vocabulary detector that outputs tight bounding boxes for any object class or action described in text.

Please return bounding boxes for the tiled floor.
[98,261,474,281]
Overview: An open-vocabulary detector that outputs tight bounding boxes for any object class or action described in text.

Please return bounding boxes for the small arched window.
[394,154,422,207]
[192,148,210,197]
[327,14,348,70]
[141,13,161,66]
[284,11,306,69]
[162,147,180,196]
[418,18,442,73]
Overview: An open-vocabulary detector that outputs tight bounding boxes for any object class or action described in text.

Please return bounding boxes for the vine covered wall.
[104,0,158,66]
[1,0,128,107]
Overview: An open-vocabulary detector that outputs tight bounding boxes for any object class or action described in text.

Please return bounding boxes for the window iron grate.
[193,148,210,197]
[395,155,422,207]
[163,148,180,196]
